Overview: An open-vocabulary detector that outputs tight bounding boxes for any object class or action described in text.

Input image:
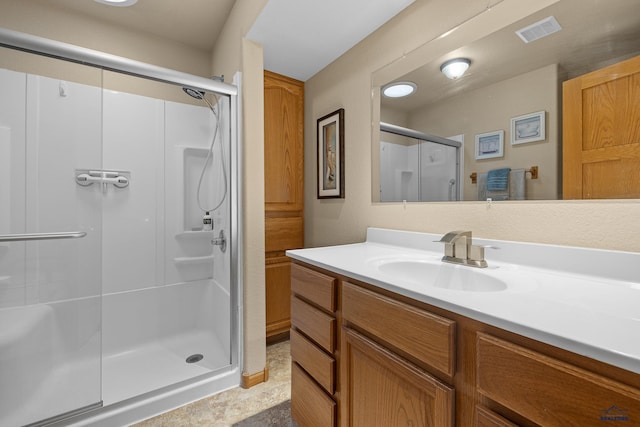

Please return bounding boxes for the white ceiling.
[247,0,416,81]
[381,0,640,113]
[44,0,416,81]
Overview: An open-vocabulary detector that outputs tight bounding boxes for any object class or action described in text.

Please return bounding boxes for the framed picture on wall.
[317,108,345,198]
[511,110,545,145]
[475,130,504,160]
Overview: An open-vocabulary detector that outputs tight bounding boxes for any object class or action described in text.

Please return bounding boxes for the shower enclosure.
[379,122,461,202]
[0,29,240,427]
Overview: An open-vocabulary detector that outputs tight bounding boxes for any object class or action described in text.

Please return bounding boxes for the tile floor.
[133,340,293,426]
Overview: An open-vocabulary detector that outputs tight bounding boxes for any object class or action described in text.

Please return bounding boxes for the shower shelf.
[175,231,215,239]
[173,255,214,265]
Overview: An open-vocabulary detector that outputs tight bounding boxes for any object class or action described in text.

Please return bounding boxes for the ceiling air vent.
[515,16,562,43]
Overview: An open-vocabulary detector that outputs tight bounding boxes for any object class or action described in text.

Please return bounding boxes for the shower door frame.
[0,27,242,425]
[380,122,462,201]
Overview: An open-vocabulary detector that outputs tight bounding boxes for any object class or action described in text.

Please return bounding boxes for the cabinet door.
[265,258,291,337]
[264,70,304,212]
[342,327,454,427]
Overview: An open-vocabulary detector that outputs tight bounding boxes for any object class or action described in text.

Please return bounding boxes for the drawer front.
[475,406,518,427]
[291,296,336,353]
[477,333,640,426]
[291,263,336,312]
[291,328,335,394]
[265,216,303,253]
[291,362,336,427]
[342,281,456,378]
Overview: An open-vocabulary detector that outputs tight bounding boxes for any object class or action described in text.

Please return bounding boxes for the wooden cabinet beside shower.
[264,70,304,341]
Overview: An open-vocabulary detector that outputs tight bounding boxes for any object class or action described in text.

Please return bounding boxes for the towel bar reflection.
[0,231,87,242]
[470,165,538,184]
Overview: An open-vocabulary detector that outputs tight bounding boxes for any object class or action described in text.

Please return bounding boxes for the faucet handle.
[468,244,498,266]
[433,240,456,257]
[468,245,485,262]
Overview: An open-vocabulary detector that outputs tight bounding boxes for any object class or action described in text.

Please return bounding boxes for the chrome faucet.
[437,230,488,268]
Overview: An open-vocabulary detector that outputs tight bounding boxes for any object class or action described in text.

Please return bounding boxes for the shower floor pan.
[102,329,229,405]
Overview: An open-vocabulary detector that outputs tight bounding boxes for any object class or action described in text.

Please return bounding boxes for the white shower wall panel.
[25,75,102,304]
[102,90,165,294]
[379,140,419,202]
[164,101,224,287]
[0,68,26,308]
[419,141,457,202]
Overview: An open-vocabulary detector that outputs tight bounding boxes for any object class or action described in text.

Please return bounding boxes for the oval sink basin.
[375,259,508,292]
[432,263,507,292]
[376,260,441,281]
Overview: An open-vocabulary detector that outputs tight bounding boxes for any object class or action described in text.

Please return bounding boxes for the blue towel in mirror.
[486,168,511,191]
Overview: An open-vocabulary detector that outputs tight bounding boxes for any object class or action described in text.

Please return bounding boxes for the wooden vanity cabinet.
[342,281,455,427]
[289,260,640,427]
[476,333,640,426]
[290,263,339,426]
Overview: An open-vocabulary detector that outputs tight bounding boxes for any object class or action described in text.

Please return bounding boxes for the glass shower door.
[0,64,103,426]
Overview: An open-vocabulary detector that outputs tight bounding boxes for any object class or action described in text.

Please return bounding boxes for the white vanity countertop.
[286,228,640,375]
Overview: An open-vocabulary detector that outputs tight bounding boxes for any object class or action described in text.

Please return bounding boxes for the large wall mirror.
[372,0,640,202]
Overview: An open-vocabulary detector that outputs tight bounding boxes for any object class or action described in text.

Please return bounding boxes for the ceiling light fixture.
[382,81,417,98]
[93,0,138,7]
[440,58,471,80]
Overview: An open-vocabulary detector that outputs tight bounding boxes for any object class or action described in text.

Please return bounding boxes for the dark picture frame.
[317,108,345,198]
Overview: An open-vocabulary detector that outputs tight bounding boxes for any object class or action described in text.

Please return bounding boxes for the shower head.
[183,87,205,100]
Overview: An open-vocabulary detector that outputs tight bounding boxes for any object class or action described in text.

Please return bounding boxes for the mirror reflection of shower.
[379,123,461,202]
[182,82,227,231]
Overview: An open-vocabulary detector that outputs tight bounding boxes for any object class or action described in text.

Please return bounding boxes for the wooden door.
[264,70,304,340]
[342,327,454,427]
[563,54,640,199]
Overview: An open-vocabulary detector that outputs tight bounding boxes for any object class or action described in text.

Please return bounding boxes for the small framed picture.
[511,110,545,145]
[475,130,504,160]
[317,108,345,198]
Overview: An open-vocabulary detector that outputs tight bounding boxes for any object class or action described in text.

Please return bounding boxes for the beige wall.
[407,64,560,201]
[304,0,640,253]
[211,0,269,380]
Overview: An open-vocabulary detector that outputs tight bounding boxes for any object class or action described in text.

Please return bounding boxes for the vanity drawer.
[475,406,518,427]
[291,362,336,427]
[291,263,336,312]
[291,328,336,394]
[291,296,336,353]
[477,333,640,426]
[342,281,456,378]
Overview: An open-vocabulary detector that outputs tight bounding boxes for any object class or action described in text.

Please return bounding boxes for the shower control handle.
[211,229,227,253]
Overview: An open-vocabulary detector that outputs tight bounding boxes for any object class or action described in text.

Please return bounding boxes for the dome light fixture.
[382,81,417,98]
[440,58,471,80]
[94,0,138,6]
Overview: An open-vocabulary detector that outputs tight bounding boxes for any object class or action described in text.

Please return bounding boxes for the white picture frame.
[511,110,545,145]
[475,130,504,160]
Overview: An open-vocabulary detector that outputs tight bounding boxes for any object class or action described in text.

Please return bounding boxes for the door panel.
[563,54,640,199]
[0,68,103,426]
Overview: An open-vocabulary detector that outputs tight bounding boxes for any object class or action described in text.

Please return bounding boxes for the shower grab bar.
[0,231,87,242]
